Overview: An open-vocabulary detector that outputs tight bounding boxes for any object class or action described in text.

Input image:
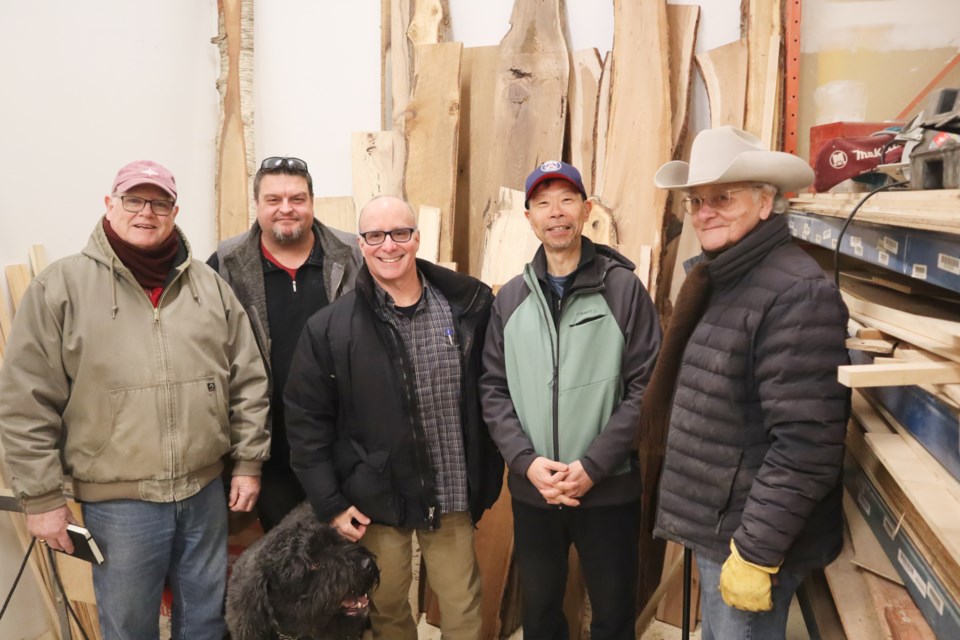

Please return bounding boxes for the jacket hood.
[530,237,636,290]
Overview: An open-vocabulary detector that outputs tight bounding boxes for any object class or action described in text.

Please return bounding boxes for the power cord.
[833,180,910,287]
[0,536,92,640]
[0,537,35,620]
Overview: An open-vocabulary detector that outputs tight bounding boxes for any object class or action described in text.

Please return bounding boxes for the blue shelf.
[844,464,960,638]
[786,210,960,295]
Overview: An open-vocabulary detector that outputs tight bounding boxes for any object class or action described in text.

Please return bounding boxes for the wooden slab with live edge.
[454,46,499,277]
[667,5,701,154]
[351,131,405,219]
[403,42,462,263]
[486,0,568,204]
[568,49,603,195]
[742,0,782,143]
[696,39,748,129]
[598,0,672,298]
[480,187,540,287]
[314,196,357,234]
[592,52,613,199]
[215,0,254,241]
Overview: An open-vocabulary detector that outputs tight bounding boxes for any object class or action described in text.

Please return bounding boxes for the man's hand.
[26,505,76,554]
[331,506,370,542]
[526,457,580,506]
[229,475,261,513]
[563,461,595,499]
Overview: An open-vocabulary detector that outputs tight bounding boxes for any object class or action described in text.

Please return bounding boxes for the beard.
[272,222,305,245]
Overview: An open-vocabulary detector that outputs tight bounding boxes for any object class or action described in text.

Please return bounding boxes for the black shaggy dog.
[226,502,379,640]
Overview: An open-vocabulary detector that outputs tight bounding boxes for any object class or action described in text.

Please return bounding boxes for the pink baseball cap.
[112,160,177,199]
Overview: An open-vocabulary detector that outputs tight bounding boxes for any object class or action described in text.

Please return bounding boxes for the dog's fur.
[226,502,379,640]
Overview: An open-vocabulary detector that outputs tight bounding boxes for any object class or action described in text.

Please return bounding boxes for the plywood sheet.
[568,49,603,194]
[404,42,462,263]
[598,0,672,299]
[454,46,499,277]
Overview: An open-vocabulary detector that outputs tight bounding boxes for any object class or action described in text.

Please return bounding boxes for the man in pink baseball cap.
[0,160,270,639]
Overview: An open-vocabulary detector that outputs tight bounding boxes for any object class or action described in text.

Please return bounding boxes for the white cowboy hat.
[654,126,814,192]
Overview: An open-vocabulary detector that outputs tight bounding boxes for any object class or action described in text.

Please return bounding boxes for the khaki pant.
[360,511,482,640]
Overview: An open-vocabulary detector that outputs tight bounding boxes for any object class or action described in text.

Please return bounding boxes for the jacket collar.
[356,259,489,318]
[694,214,792,286]
[529,237,635,292]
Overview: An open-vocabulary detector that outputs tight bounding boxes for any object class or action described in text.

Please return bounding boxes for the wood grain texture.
[351,131,405,218]
[390,0,450,133]
[488,0,569,194]
[568,49,603,194]
[582,198,617,247]
[742,0,783,143]
[790,190,960,234]
[416,205,441,263]
[5,264,31,314]
[314,196,357,234]
[215,0,254,241]
[839,362,960,388]
[480,187,540,287]
[696,39,748,129]
[403,42,462,263]
[29,245,49,276]
[599,0,672,298]
[823,519,887,640]
[592,52,613,204]
[667,4,701,154]
[474,478,515,639]
[454,46,499,277]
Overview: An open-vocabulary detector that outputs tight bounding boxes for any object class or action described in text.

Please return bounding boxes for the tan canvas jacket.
[0,219,270,513]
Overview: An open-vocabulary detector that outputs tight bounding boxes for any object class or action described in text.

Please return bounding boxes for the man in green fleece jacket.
[480,160,661,640]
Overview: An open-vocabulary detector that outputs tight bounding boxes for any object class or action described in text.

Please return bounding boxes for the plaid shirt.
[375,276,468,514]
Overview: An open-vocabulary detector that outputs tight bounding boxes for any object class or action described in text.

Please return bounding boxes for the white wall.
[0,1,741,635]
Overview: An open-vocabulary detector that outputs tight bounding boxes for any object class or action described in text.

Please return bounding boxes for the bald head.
[358,195,416,233]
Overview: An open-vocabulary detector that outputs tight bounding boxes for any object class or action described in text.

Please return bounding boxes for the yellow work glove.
[719,539,780,612]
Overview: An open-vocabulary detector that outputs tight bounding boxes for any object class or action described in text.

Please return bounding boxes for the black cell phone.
[56,524,105,564]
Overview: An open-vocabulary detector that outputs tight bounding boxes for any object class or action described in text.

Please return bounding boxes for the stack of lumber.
[1,246,101,640]
[792,206,960,636]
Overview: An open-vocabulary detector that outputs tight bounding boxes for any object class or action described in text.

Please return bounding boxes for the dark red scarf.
[102,218,180,288]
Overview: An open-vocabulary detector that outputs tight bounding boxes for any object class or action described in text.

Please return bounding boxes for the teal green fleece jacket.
[480,239,661,507]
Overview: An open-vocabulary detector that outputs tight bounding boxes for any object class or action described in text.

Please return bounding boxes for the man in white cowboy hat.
[640,126,850,639]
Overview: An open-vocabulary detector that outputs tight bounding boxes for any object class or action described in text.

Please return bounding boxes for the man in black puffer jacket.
[646,126,850,640]
[285,195,503,640]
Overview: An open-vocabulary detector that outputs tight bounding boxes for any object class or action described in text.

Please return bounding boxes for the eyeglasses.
[118,196,176,216]
[681,186,758,215]
[260,157,309,172]
[358,228,417,246]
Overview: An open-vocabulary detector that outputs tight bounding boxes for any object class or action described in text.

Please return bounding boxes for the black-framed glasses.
[681,186,759,215]
[358,228,417,246]
[260,156,309,172]
[118,196,175,216]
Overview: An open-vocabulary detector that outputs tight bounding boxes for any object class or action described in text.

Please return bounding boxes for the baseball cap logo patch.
[540,160,563,172]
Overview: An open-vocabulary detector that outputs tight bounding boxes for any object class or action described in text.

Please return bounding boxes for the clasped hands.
[526,456,594,506]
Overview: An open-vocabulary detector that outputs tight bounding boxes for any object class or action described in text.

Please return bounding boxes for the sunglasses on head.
[260,157,309,172]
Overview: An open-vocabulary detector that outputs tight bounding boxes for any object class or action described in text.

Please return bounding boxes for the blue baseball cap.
[524,160,587,207]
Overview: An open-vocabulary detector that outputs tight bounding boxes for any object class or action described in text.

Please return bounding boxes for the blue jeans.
[696,552,807,640]
[82,477,228,640]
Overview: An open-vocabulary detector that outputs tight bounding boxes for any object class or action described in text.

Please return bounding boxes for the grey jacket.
[214,220,361,371]
[0,219,270,513]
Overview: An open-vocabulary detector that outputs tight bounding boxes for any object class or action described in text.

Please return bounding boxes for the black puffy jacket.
[654,216,850,571]
[285,260,504,529]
